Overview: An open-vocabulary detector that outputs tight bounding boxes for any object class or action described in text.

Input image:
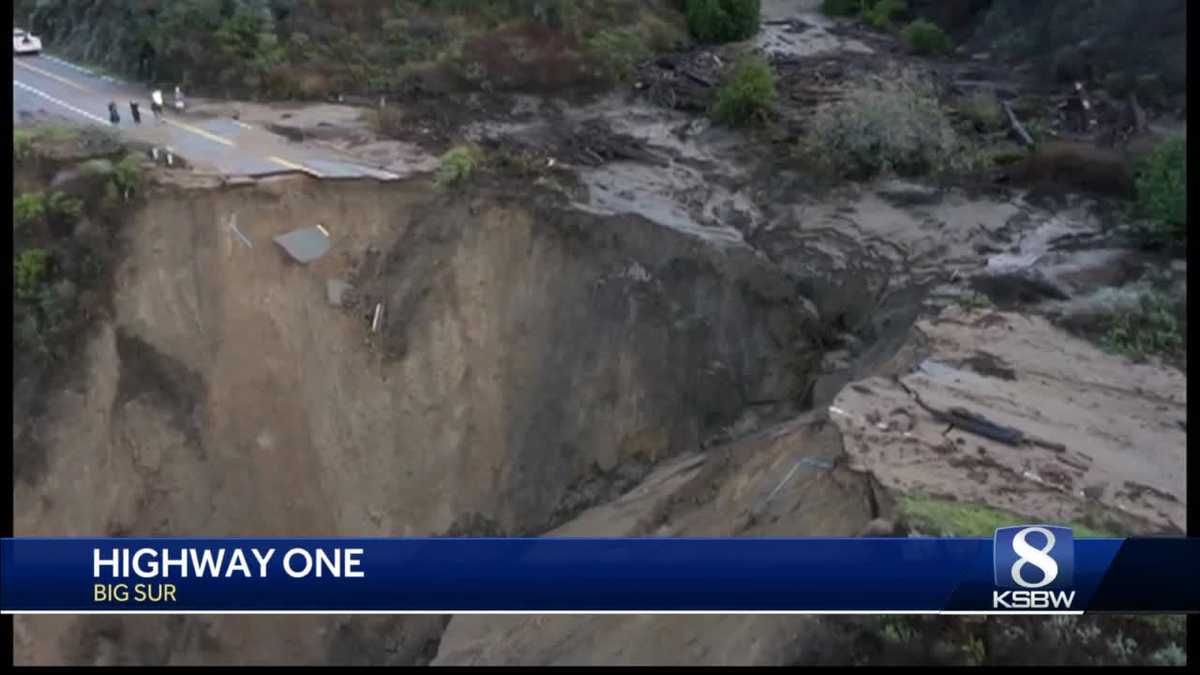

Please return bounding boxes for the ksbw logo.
[993,525,1076,610]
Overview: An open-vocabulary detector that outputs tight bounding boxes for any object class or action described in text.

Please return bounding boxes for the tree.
[712,55,776,126]
[685,0,761,44]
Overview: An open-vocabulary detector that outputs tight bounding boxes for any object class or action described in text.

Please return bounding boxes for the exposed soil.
[12,0,1188,667]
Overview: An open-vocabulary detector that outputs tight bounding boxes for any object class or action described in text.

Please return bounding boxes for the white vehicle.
[13,28,42,55]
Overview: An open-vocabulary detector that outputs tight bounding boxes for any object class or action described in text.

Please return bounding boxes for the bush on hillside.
[902,19,952,55]
[14,129,34,163]
[14,248,52,302]
[436,145,482,187]
[805,70,965,179]
[587,29,650,82]
[863,0,907,30]
[1135,137,1186,243]
[111,155,144,200]
[1101,289,1183,361]
[711,55,776,126]
[45,192,83,227]
[685,0,761,44]
[14,193,47,229]
[959,89,1005,132]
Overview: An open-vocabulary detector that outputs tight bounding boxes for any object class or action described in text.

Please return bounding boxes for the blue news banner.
[2,527,1197,613]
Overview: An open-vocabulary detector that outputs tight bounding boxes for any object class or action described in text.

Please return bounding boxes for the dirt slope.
[434,412,878,666]
[13,173,823,665]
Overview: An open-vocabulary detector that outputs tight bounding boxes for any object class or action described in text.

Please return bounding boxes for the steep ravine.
[14,172,869,665]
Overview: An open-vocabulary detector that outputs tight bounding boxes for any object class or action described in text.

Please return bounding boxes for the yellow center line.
[13,58,95,93]
[268,155,324,178]
[16,57,329,178]
[165,118,235,147]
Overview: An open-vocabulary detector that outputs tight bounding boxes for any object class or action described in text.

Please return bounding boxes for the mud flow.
[12,0,1187,667]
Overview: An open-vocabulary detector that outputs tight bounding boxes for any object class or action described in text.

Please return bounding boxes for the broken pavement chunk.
[274,225,331,264]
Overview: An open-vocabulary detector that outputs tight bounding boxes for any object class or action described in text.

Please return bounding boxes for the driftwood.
[897,378,1066,453]
[1002,101,1035,146]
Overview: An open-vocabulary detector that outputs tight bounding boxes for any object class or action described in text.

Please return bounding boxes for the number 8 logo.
[1010,526,1059,589]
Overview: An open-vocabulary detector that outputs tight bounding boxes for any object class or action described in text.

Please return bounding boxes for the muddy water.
[757,0,873,59]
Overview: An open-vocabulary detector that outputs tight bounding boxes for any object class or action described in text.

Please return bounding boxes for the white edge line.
[13,79,109,125]
[4,610,1086,616]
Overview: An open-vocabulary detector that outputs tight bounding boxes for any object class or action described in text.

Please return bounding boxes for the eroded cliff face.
[13,174,823,664]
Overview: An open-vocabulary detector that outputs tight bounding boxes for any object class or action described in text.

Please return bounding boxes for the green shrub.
[805,70,966,179]
[899,493,1117,538]
[1101,290,1183,361]
[959,89,1005,132]
[588,29,649,82]
[14,193,47,229]
[436,145,481,187]
[1135,137,1186,243]
[711,55,776,127]
[902,19,952,55]
[46,191,83,226]
[14,129,34,162]
[111,154,144,200]
[863,0,906,30]
[14,248,52,302]
[685,0,761,44]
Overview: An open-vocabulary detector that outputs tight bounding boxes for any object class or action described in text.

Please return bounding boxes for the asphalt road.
[13,54,399,180]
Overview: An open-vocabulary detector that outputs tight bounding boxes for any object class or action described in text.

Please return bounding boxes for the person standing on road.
[174,85,185,113]
[129,100,142,124]
[151,89,165,123]
[107,101,120,126]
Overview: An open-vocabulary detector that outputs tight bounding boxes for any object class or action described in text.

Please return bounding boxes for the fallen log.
[896,378,1067,453]
[939,406,1024,445]
[1002,101,1035,146]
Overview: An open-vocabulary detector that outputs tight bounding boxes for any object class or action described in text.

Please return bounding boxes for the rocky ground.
[12,0,1188,667]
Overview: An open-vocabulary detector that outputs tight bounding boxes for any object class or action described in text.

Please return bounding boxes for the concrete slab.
[274,226,332,264]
